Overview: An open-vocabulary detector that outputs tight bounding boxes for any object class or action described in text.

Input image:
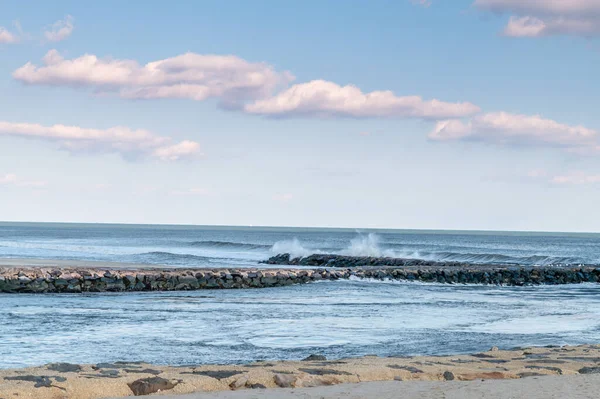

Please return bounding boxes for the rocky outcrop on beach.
[2,345,600,398]
[2,258,600,293]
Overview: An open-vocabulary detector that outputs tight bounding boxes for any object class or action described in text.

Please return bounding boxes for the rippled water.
[1,222,600,267]
[3,279,600,369]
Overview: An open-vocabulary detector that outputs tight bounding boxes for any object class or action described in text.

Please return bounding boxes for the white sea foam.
[270,238,317,259]
[271,233,399,259]
[341,233,397,257]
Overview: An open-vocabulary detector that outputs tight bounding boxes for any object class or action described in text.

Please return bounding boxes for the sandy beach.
[149,376,600,399]
[2,344,600,398]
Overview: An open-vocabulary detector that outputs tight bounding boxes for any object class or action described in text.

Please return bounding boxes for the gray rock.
[274,373,297,388]
[302,354,327,361]
[128,377,178,396]
[47,363,82,373]
[298,368,352,376]
[579,367,600,374]
[443,371,455,381]
[185,370,243,380]
[229,375,249,389]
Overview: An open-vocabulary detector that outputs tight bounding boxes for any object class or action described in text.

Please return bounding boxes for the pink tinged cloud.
[429,112,598,151]
[13,50,295,107]
[244,80,480,119]
[44,15,74,42]
[0,121,201,161]
[551,172,600,185]
[0,27,18,44]
[474,0,600,38]
[0,173,47,188]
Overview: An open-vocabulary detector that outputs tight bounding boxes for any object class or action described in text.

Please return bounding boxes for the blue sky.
[1,0,599,231]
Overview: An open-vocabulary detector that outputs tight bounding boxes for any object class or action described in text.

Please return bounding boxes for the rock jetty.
[2,254,600,293]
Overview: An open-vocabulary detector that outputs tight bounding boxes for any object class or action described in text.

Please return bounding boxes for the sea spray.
[270,238,316,259]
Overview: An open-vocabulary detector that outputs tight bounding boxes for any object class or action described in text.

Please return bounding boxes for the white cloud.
[0,27,18,44]
[245,80,480,119]
[0,121,201,161]
[170,187,214,196]
[430,112,598,151]
[273,193,294,202]
[411,0,432,7]
[13,52,481,120]
[0,173,47,188]
[44,15,74,42]
[551,172,600,185]
[474,0,600,16]
[13,50,295,107]
[503,15,600,37]
[474,0,600,38]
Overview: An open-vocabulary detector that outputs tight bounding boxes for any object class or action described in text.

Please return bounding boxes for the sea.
[1,222,600,369]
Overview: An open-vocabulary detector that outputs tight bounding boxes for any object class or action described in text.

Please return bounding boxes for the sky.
[0,0,599,232]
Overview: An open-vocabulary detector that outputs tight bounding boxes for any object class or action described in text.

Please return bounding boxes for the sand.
[151,375,600,399]
[2,344,600,398]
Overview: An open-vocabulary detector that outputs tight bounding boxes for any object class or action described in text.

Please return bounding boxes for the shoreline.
[2,260,600,293]
[2,344,600,398]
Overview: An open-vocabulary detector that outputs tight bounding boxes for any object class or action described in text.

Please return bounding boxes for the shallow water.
[2,279,600,369]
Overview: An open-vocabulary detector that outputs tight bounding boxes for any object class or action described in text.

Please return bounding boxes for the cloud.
[273,193,293,202]
[13,51,480,121]
[0,121,201,161]
[0,173,47,188]
[411,0,432,7]
[44,15,74,42]
[0,27,18,44]
[551,172,600,185]
[474,0,600,38]
[245,80,480,119]
[429,112,598,152]
[170,187,214,196]
[13,50,295,107]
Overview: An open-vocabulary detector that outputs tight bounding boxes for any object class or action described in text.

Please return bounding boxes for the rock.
[250,383,267,389]
[579,367,600,374]
[443,371,455,381]
[229,375,249,389]
[303,354,327,361]
[124,368,162,375]
[388,365,423,373]
[490,346,499,352]
[186,370,244,380]
[4,375,66,388]
[457,372,508,381]
[518,372,545,378]
[274,373,297,388]
[128,377,178,396]
[47,362,82,373]
[298,368,352,376]
[99,369,120,378]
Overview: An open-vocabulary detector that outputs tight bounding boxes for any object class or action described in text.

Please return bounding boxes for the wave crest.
[189,240,270,250]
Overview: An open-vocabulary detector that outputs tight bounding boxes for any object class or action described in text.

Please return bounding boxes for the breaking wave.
[270,233,590,266]
[188,240,270,251]
[134,251,216,265]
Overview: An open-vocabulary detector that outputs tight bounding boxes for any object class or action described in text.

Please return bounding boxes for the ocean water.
[1,222,599,268]
[2,222,600,369]
[2,280,600,369]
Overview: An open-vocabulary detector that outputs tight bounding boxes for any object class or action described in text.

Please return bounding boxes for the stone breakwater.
[2,259,600,293]
[263,253,598,269]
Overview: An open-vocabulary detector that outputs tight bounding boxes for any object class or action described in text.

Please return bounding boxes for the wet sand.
[2,345,600,398]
